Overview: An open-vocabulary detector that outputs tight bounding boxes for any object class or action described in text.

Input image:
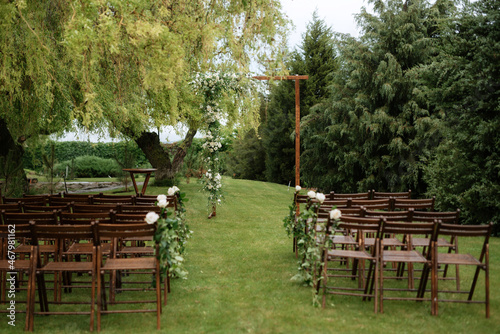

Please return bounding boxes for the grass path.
[4,178,498,333]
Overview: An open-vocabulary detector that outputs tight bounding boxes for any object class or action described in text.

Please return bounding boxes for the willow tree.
[1,1,289,193]
[0,1,74,196]
[63,0,289,185]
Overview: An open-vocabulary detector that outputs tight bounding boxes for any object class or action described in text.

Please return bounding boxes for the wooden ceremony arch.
[253,75,309,187]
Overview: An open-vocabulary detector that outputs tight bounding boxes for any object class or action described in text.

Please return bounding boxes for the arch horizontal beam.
[252,75,309,81]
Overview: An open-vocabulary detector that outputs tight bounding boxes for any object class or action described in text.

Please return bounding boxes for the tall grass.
[3,178,498,333]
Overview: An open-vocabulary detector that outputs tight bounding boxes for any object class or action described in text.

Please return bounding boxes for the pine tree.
[420,0,500,230]
[307,0,454,194]
[263,12,337,185]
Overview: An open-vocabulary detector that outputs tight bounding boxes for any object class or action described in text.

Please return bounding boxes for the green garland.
[284,189,339,305]
[147,187,192,280]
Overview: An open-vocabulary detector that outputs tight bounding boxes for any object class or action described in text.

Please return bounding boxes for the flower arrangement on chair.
[145,186,192,279]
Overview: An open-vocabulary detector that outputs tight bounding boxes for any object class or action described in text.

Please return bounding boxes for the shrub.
[54,155,122,178]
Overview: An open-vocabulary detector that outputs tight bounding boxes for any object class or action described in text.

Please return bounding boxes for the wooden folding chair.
[419,222,493,318]
[379,220,439,314]
[110,212,170,303]
[319,215,383,311]
[95,223,162,331]
[59,212,113,295]
[411,210,461,289]
[31,222,97,331]
[0,224,37,331]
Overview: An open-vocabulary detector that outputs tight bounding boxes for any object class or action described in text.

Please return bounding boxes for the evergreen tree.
[263,12,337,185]
[226,95,267,181]
[419,0,500,231]
[307,0,453,194]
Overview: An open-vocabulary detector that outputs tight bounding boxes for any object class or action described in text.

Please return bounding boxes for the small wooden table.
[122,168,157,196]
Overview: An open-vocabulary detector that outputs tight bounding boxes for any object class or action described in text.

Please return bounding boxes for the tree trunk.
[135,127,197,186]
[0,117,28,196]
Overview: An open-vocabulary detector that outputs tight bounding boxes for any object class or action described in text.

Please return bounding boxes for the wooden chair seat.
[102,257,156,270]
[39,261,94,273]
[413,237,453,248]
[0,259,31,270]
[327,249,374,260]
[382,250,428,263]
[437,253,481,266]
[66,242,111,254]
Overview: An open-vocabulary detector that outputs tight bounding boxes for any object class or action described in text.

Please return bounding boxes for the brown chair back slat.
[411,209,460,224]
[60,212,112,225]
[329,191,372,200]
[351,198,391,210]
[72,203,119,213]
[2,211,59,225]
[363,208,413,221]
[50,196,93,206]
[393,197,435,211]
[23,204,71,213]
[372,190,411,200]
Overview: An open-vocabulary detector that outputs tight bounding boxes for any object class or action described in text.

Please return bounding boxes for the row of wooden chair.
[0,221,162,331]
[2,193,161,207]
[329,189,412,200]
[297,195,435,211]
[315,215,492,317]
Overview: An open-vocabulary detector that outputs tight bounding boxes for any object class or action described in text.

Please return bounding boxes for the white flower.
[145,212,160,224]
[316,192,326,203]
[295,185,301,192]
[307,190,316,199]
[172,186,180,193]
[157,194,167,202]
[157,199,169,208]
[167,187,176,196]
[330,209,342,220]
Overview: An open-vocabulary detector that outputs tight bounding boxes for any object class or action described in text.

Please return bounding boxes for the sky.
[282,0,371,48]
[59,0,370,143]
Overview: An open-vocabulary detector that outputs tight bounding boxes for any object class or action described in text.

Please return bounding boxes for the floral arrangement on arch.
[190,71,249,218]
[145,186,192,280]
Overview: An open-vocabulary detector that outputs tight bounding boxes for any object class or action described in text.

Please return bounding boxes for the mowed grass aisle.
[4,178,499,333]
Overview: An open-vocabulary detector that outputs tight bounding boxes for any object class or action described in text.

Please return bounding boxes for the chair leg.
[379,255,384,314]
[321,256,328,309]
[156,269,161,330]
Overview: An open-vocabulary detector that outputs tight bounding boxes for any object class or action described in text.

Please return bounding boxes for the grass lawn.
[3,177,499,333]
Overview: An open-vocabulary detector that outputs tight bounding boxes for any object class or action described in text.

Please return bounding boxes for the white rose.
[307,190,316,199]
[167,187,176,196]
[295,185,301,192]
[172,186,180,193]
[330,209,342,220]
[145,212,160,224]
[157,194,167,202]
[316,192,326,203]
[157,199,169,208]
